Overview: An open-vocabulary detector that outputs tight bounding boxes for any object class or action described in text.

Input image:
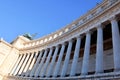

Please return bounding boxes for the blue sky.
[0,0,102,42]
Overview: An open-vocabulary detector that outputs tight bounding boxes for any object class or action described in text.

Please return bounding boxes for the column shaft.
[111,17,120,71]
[40,48,53,77]
[22,53,34,76]
[10,54,23,75]
[34,49,48,77]
[61,40,73,77]
[24,53,34,76]
[81,31,91,75]
[18,54,30,75]
[70,36,81,76]
[26,52,38,76]
[53,43,65,77]
[14,54,26,75]
[46,46,59,77]
[30,51,43,77]
[95,24,104,73]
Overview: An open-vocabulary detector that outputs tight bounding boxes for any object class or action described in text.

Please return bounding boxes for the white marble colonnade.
[9,15,120,78]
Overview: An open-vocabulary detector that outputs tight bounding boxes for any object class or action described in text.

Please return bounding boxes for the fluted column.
[110,16,120,71]
[34,49,48,77]
[70,36,81,76]
[53,43,65,77]
[30,51,43,77]
[95,24,104,74]
[22,53,34,76]
[10,54,23,75]
[61,39,73,77]
[26,52,38,76]
[14,54,26,75]
[46,45,59,77]
[81,31,91,75]
[40,47,53,77]
[18,53,30,75]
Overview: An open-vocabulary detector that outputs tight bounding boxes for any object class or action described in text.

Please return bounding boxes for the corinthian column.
[14,54,26,75]
[10,54,23,75]
[34,49,48,77]
[53,43,65,77]
[30,51,43,77]
[40,47,53,77]
[18,53,30,75]
[23,53,34,76]
[70,36,81,76]
[110,16,120,71]
[46,45,59,77]
[61,39,73,77]
[81,31,91,75]
[95,24,104,73]
[26,52,38,76]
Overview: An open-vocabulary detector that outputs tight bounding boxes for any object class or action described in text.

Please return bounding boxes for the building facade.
[0,0,120,80]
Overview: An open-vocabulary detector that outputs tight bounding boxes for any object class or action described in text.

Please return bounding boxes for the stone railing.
[22,0,119,49]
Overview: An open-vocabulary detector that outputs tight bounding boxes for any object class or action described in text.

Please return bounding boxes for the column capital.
[96,24,103,29]
[45,48,49,51]
[85,30,92,35]
[50,47,54,50]
[75,35,82,39]
[109,15,117,21]
[55,44,60,48]
[69,39,74,43]
[61,42,66,45]
[40,50,44,53]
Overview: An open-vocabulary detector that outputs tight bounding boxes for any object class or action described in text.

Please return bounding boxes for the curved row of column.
[9,16,120,78]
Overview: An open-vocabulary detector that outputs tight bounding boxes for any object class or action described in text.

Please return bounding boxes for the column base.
[95,71,104,74]
[114,68,120,72]
[81,73,88,76]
